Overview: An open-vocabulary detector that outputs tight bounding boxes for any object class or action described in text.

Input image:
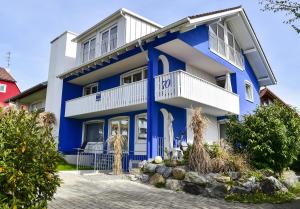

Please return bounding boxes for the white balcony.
[155,70,239,116]
[65,80,147,119]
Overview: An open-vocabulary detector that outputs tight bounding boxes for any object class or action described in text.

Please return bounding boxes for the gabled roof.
[5,81,47,103]
[260,87,287,106]
[59,6,277,86]
[73,8,163,42]
[0,67,16,82]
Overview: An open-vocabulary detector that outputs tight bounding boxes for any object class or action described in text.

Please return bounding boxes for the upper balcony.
[65,80,147,119]
[155,70,239,116]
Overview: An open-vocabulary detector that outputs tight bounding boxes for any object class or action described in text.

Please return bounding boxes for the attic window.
[82,37,96,63]
[101,25,118,55]
[0,84,6,93]
[209,22,244,70]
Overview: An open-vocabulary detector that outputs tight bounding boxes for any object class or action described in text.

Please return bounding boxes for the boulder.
[128,174,138,181]
[184,172,207,186]
[206,183,231,198]
[166,179,183,191]
[228,172,241,180]
[231,186,251,194]
[241,177,260,192]
[183,182,207,195]
[155,165,173,178]
[281,170,299,188]
[149,173,166,186]
[144,163,157,173]
[140,174,150,183]
[172,167,186,180]
[154,156,163,164]
[138,160,148,169]
[214,176,231,184]
[260,176,287,194]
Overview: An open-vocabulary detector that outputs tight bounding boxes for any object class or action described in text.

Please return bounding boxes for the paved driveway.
[49,171,300,209]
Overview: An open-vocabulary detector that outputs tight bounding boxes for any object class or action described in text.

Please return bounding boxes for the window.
[84,121,104,143]
[136,114,147,141]
[219,123,227,140]
[109,117,129,152]
[101,25,118,55]
[216,76,226,88]
[29,101,45,112]
[83,83,98,96]
[245,81,254,102]
[121,66,148,85]
[0,84,6,93]
[82,37,96,63]
[209,22,244,69]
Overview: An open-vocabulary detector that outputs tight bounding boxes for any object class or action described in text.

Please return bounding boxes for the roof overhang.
[60,6,277,86]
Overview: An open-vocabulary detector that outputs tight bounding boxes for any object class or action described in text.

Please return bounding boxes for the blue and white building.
[45,6,276,162]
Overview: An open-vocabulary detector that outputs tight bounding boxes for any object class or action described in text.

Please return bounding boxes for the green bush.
[0,107,61,208]
[226,102,300,174]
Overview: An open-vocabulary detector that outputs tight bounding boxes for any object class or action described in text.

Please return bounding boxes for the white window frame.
[245,80,254,102]
[0,84,7,93]
[209,22,244,70]
[29,100,45,112]
[82,120,105,145]
[108,116,130,153]
[100,24,118,55]
[83,82,98,96]
[82,36,96,63]
[135,113,147,143]
[120,66,148,85]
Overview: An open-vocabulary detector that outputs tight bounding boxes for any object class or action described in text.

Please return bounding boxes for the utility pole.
[5,52,11,72]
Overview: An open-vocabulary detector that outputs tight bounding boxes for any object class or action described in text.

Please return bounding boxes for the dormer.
[73,8,162,65]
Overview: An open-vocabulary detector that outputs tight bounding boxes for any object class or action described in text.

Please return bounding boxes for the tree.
[0,107,61,208]
[226,102,300,174]
[260,0,300,33]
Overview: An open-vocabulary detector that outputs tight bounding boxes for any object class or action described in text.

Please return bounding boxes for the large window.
[101,25,118,55]
[84,121,104,143]
[83,83,98,96]
[245,81,254,102]
[136,114,147,142]
[209,22,244,69]
[0,84,6,93]
[109,117,129,152]
[121,66,147,85]
[82,37,96,63]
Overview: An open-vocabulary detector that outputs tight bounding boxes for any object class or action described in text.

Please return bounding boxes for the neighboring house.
[5,81,47,112]
[260,87,287,107]
[0,67,20,107]
[46,6,277,161]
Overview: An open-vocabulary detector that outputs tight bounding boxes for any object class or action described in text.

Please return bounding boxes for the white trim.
[108,116,130,153]
[135,113,147,143]
[245,80,254,102]
[158,55,169,74]
[83,82,98,96]
[100,24,118,56]
[120,66,147,85]
[0,84,7,93]
[81,119,105,145]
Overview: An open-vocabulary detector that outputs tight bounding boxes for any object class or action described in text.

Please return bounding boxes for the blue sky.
[0,0,299,108]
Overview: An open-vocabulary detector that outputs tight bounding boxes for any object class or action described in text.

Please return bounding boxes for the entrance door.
[109,117,129,152]
[83,121,104,151]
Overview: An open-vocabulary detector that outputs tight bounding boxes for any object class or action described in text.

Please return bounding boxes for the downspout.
[138,39,149,62]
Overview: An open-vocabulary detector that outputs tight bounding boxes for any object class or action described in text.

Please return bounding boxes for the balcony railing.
[65,80,147,118]
[155,70,239,115]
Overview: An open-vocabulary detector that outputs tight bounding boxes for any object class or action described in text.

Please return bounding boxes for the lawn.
[57,162,77,171]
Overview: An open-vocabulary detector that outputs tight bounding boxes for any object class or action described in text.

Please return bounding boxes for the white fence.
[155,70,240,115]
[65,80,147,117]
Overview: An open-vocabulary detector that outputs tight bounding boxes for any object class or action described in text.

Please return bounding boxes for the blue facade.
[58,23,262,158]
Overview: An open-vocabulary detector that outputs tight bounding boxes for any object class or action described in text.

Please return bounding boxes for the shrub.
[0,107,61,208]
[226,102,300,174]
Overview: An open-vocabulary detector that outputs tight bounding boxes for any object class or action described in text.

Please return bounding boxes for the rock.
[155,165,173,178]
[241,177,259,192]
[206,183,231,198]
[184,172,207,186]
[154,156,163,164]
[144,163,157,173]
[214,176,231,183]
[128,174,138,181]
[129,168,141,175]
[140,174,150,183]
[138,160,148,169]
[183,182,207,195]
[281,170,299,188]
[172,167,186,180]
[149,173,166,186]
[231,186,251,194]
[260,176,287,194]
[166,179,183,191]
[228,172,241,180]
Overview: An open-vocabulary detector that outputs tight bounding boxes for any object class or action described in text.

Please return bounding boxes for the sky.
[0,0,299,109]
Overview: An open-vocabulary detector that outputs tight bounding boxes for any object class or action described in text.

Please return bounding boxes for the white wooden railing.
[65,80,147,117]
[155,70,239,114]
